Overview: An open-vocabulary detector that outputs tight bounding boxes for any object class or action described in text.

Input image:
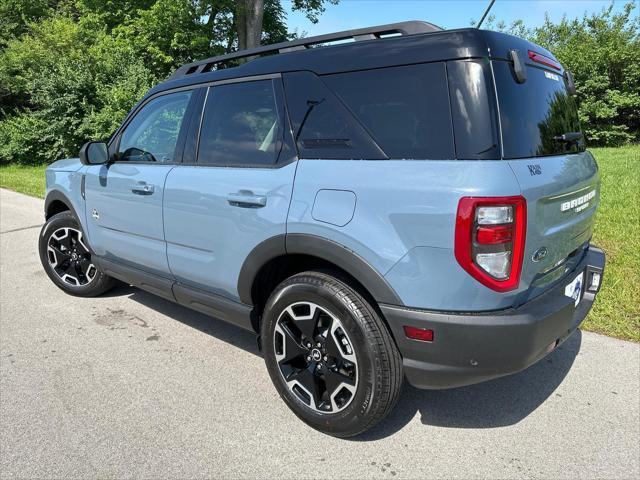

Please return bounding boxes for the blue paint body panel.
[288,158,524,309]
[163,163,296,300]
[44,150,600,312]
[84,164,174,276]
[45,158,88,229]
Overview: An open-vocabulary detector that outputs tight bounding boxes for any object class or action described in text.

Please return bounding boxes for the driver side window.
[118,91,192,163]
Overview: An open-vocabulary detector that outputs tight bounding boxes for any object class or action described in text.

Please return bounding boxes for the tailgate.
[509,151,600,297]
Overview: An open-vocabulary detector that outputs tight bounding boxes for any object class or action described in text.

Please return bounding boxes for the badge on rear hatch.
[560,189,596,213]
[544,71,560,81]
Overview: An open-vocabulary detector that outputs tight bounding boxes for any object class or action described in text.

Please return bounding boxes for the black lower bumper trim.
[381,245,605,389]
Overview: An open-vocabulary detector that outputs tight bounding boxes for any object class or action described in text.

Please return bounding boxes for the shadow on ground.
[118,284,581,440]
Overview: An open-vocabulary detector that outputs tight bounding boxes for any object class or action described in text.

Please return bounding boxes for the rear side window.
[282,71,386,160]
[447,59,501,159]
[324,63,455,159]
[493,60,585,159]
[198,80,282,166]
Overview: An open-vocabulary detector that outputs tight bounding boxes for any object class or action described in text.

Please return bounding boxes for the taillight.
[527,50,562,71]
[455,196,527,292]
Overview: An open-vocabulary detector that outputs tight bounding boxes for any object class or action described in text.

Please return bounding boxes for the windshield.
[493,60,585,159]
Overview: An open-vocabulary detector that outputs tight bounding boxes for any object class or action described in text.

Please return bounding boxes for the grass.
[586,145,639,341]
[0,164,47,198]
[1,146,638,341]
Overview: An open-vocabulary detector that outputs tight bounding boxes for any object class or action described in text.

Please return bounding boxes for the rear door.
[85,90,194,276]
[491,55,600,296]
[163,76,297,302]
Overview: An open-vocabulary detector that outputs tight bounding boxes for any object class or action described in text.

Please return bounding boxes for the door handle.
[131,182,155,195]
[227,191,267,208]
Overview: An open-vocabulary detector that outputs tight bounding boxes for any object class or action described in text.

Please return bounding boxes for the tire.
[38,211,116,297]
[261,271,403,437]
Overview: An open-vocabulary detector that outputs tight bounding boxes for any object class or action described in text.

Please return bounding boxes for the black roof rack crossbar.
[171,20,443,79]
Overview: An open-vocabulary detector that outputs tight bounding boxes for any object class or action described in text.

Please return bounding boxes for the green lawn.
[0,164,47,198]
[1,146,638,341]
[587,145,639,341]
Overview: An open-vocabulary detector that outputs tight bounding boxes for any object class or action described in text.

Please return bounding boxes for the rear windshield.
[493,60,585,159]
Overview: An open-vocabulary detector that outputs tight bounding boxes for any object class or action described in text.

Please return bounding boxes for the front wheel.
[261,271,403,437]
[38,211,116,297]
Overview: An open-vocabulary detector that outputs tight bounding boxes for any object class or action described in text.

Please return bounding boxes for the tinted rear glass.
[198,80,281,166]
[447,59,501,159]
[493,61,585,159]
[324,63,455,159]
[283,71,386,160]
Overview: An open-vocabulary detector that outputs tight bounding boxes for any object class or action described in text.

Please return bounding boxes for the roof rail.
[170,20,443,79]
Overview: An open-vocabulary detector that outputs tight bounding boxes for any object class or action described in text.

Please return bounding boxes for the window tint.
[447,60,500,159]
[493,60,585,159]
[118,91,192,163]
[198,80,281,166]
[282,71,386,160]
[324,63,455,159]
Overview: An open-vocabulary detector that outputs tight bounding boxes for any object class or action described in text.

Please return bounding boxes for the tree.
[0,0,340,164]
[234,0,338,50]
[474,2,640,146]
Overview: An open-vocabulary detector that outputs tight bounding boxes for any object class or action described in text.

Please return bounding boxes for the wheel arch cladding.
[45,191,75,219]
[237,233,403,308]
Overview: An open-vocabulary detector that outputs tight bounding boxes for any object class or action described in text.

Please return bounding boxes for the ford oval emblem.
[532,247,548,263]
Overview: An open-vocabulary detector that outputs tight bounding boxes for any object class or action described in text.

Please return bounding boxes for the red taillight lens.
[527,50,562,71]
[403,326,434,342]
[454,196,527,292]
[477,225,513,244]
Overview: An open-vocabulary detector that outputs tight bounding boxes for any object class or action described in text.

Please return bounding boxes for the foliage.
[478,2,640,146]
[0,0,322,164]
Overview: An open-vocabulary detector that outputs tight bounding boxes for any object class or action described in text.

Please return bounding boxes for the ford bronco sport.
[39,21,605,437]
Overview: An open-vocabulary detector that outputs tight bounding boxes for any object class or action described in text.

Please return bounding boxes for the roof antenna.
[476,0,496,29]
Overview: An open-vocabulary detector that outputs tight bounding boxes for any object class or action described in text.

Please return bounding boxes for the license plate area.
[564,270,584,307]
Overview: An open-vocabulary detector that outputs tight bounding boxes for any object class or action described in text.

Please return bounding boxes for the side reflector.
[403,326,434,342]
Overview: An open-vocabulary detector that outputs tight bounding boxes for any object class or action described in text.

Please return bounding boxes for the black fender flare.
[44,190,82,221]
[237,233,402,306]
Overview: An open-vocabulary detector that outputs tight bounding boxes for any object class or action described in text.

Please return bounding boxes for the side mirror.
[79,141,109,165]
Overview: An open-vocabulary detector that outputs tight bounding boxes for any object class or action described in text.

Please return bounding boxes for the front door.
[163,77,297,302]
[85,90,194,276]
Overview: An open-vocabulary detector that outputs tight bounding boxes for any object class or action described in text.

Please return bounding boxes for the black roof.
[147,22,559,97]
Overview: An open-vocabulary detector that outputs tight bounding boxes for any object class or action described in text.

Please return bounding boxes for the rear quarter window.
[282,71,386,160]
[324,63,455,160]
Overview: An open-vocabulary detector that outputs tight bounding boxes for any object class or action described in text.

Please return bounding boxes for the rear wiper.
[553,132,583,144]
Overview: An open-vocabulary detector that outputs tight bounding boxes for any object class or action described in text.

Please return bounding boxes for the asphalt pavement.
[1,187,638,479]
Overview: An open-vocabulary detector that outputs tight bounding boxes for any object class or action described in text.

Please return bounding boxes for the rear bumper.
[381,245,605,389]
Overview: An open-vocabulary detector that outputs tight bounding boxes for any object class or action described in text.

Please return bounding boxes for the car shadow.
[114,284,582,440]
[115,284,260,356]
[357,330,582,440]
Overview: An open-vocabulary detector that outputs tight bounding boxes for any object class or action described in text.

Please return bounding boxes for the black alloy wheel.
[39,211,116,297]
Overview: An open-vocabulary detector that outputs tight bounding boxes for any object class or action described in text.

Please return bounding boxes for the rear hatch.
[491,43,600,300]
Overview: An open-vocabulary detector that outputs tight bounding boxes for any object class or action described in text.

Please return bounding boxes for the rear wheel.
[261,271,402,437]
[38,211,116,297]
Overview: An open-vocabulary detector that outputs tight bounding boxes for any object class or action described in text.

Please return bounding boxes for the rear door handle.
[227,191,267,208]
[131,182,155,195]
